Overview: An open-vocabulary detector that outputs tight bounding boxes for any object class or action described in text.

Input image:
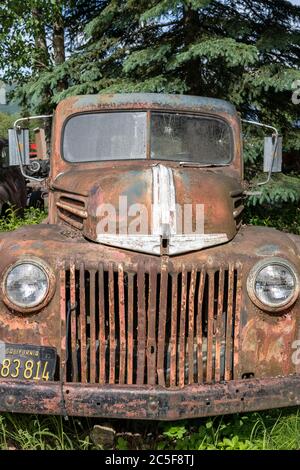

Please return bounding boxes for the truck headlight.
[1,258,55,313]
[247,258,299,312]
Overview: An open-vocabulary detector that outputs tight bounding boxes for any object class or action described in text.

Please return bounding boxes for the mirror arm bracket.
[13,114,53,183]
[241,119,280,187]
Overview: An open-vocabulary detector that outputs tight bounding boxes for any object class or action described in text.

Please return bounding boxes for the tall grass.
[0,409,300,450]
[0,414,97,450]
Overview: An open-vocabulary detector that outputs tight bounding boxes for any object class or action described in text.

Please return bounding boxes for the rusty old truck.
[0,93,299,420]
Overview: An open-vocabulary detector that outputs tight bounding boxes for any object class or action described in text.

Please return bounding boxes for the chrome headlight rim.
[1,257,56,314]
[247,258,300,313]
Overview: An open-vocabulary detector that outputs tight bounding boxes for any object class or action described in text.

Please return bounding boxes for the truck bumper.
[1,376,300,420]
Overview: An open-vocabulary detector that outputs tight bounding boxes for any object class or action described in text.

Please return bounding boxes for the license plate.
[0,343,57,381]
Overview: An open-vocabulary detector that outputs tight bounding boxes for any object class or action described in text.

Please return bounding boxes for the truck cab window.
[63,111,232,165]
[63,112,147,162]
[150,113,232,164]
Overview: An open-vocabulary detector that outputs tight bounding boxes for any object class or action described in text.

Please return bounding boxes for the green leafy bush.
[0,206,47,232]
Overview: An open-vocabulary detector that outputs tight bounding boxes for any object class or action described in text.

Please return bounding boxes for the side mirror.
[242,119,281,188]
[11,114,52,182]
[264,136,282,173]
[8,128,30,166]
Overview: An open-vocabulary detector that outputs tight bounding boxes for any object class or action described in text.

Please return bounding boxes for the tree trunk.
[53,20,65,65]
[32,7,50,72]
[53,8,67,92]
[32,7,52,113]
[183,7,202,95]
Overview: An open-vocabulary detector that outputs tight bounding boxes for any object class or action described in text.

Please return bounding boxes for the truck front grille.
[60,261,242,387]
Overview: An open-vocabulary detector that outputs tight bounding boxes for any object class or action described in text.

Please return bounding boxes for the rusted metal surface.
[60,263,67,382]
[137,264,146,384]
[79,262,87,383]
[1,376,300,419]
[0,220,298,417]
[0,93,299,419]
[170,272,178,386]
[98,263,105,384]
[108,263,116,384]
[147,264,157,385]
[118,264,126,385]
[50,166,242,252]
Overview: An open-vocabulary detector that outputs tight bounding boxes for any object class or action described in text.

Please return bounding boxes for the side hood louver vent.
[56,194,88,230]
[230,189,244,229]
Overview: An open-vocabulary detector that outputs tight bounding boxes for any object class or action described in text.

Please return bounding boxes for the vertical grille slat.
[147,264,157,385]
[89,269,96,383]
[118,265,126,385]
[79,262,87,383]
[188,268,196,384]
[64,262,242,388]
[98,263,106,385]
[60,264,67,382]
[197,269,205,383]
[127,272,134,385]
[225,264,235,381]
[215,267,225,383]
[234,265,243,379]
[206,272,215,383]
[136,266,146,384]
[157,267,168,386]
[70,260,78,382]
[169,273,178,387]
[108,263,116,384]
[178,268,187,387]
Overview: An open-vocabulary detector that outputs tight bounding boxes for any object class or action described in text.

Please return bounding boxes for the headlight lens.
[248,259,299,311]
[4,262,49,309]
[255,264,295,306]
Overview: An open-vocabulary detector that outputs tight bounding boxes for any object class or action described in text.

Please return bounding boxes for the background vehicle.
[0,138,26,215]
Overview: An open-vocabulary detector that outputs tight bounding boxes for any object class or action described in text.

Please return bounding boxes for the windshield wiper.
[179,162,229,167]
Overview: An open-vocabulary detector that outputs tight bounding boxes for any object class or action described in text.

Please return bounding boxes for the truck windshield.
[63,111,232,164]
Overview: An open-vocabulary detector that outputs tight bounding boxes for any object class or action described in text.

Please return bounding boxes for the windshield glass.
[63,112,147,162]
[151,113,232,164]
[63,111,232,164]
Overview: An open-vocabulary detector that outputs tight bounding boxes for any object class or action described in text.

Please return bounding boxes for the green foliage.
[173,38,258,68]
[156,409,300,450]
[2,1,299,117]
[244,204,300,235]
[243,121,300,206]
[0,1,105,112]
[246,174,300,206]
[1,408,300,450]
[3,0,298,206]
[0,414,97,450]
[116,437,129,450]
[163,424,187,440]
[0,2,298,204]
[0,206,47,232]
[0,113,18,139]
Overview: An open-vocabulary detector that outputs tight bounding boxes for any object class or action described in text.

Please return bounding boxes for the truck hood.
[53,164,243,255]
